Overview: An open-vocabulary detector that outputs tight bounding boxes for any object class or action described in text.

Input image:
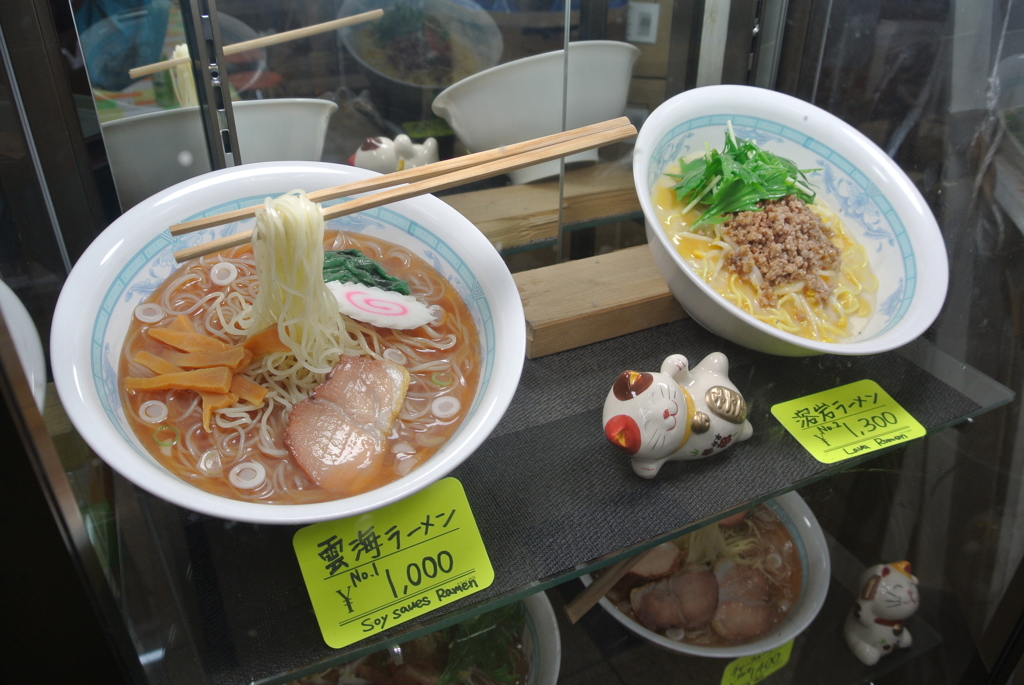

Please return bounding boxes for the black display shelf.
[116,317,1014,685]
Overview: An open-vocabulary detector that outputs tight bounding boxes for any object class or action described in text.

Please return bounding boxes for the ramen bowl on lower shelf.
[635,85,948,356]
[51,161,525,525]
[581,491,830,658]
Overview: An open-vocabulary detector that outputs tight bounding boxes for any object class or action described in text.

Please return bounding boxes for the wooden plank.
[442,161,640,251]
[512,244,687,358]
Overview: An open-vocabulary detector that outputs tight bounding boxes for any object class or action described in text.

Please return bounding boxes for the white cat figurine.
[844,561,919,665]
[602,352,754,478]
[349,135,439,174]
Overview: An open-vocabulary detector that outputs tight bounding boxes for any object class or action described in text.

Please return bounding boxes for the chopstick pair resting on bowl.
[170,116,638,263]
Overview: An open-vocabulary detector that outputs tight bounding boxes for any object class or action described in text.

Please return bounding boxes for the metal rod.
[180,0,241,169]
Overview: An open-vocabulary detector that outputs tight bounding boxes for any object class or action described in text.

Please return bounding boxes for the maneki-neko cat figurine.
[844,561,919,665]
[602,352,753,478]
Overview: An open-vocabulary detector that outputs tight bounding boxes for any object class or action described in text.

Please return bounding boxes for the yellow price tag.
[721,640,793,685]
[293,478,494,648]
[771,379,926,464]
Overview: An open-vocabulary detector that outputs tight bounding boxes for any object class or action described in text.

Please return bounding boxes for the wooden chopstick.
[169,117,633,236]
[128,10,384,79]
[172,119,636,263]
[563,547,657,624]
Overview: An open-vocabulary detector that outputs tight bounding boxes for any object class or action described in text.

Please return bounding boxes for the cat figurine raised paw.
[602,352,753,478]
[844,561,919,665]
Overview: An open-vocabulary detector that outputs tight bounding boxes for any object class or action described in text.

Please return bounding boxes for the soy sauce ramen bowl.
[51,161,526,525]
[581,491,830,658]
[634,85,948,356]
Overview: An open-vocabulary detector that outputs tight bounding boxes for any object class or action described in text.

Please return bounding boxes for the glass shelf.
[109,316,1013,685]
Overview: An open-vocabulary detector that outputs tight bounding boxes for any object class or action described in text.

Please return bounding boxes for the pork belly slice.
[313,355,410,433]
[711,563,777,641]
[630,565,718,632]
[285,398,385,497]
[285,356,411,496]
[629,542,683,580]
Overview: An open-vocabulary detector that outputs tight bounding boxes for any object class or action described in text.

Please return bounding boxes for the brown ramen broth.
[119,230,480,504]
[603,504,802,647]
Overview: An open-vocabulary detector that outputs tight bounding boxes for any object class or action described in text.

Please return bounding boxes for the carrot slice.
[200,392,237,432]
[169,347,246,370]
[133,350,184,376]
[230,374,268,407]
[125,367,233,393]
[147,327,234,353]
[243,325,291,358]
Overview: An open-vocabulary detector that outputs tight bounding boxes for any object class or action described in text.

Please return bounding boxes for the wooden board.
[512,244,687,358]
[441,161,640,252]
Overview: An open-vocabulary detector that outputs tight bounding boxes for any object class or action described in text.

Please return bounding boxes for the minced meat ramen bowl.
[51,161,525,525]
[634,85,948,356]
[581,491,830,658]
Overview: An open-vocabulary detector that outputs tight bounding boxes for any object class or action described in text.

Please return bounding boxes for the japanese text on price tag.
[721,640,793,685]
[293,478,494,648]
[771,379,926,464]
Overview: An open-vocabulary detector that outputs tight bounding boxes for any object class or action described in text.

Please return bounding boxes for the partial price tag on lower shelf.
[771,379,926,464]
[721,640,793,685]
[293,477,494,648]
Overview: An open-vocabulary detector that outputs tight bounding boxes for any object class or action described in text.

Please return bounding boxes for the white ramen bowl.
[102,98,338,210]
[581,491,830,658]
[51,161,525,525]
[635,85,948,356]
[432,41,640,184]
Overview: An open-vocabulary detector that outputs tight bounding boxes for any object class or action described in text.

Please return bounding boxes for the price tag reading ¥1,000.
[721,640,793,685]
[293,477,494,649]
[771,379,926,464]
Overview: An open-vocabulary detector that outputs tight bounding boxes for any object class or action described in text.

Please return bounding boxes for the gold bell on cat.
[602,352,754,478]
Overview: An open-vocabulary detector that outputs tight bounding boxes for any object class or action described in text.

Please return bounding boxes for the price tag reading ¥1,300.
[771,379,926,464]
[293,477,494,649]
[721,640,793,685]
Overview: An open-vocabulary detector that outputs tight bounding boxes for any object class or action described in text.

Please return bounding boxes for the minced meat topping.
[722,196,841,308]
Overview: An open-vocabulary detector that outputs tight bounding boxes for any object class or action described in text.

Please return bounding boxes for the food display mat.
[123,318,993,684]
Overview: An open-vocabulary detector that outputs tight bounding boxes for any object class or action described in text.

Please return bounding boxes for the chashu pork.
[630,565,719,632]
[285,356,410,496]
[711,562,778,641]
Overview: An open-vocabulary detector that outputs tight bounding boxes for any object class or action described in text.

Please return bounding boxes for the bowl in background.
[432,40,640,184]
[634,85,948,356]
[50,161,525,525]
[101,98,338,209]
[338,0,502,122]
[581,491,830,658]
[523,591,562,685]
[0,280,46,412]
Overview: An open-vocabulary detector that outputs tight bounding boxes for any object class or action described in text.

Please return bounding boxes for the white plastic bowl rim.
[634,85,949,355]
[582,490,830,658]
[51,161,525,525]
[431,40,640,115]
[523,591,562,685]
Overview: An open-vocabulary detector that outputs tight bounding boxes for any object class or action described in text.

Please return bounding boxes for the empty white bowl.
[582,491,830,658]
[0,280,45,412]
[101,98,338,209]
[635,85,949,356]
[50,161,525,525]
[432,40,640,184]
